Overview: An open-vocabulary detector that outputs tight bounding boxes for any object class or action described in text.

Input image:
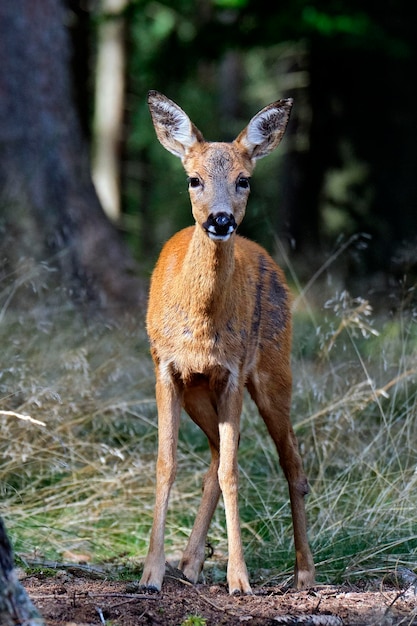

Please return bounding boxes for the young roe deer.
[140,90,315,595]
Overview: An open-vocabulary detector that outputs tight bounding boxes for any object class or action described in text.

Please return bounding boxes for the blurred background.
[1,0,416,309]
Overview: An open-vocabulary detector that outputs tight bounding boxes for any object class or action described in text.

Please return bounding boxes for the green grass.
[1,275,416,586]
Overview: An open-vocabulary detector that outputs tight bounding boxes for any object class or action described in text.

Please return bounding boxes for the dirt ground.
[22,567,417,626]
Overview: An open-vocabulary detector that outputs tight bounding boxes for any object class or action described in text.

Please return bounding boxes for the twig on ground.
[0,410,45,426]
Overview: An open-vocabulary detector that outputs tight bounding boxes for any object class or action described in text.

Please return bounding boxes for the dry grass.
[1,271,416,585]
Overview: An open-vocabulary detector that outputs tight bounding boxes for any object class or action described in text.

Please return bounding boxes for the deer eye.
[236,177,250,190]
[187,177,201,188]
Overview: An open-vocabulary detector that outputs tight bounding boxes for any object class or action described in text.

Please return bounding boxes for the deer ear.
[235,98,293,161]
[148,90,204,160]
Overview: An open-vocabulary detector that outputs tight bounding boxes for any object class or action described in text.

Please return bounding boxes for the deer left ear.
[148,90,204,160]
[235,98,293,161]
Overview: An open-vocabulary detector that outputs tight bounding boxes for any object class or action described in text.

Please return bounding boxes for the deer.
[139,90,315,595]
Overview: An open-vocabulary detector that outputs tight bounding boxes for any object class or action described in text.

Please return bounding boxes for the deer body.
[140,91,315,594]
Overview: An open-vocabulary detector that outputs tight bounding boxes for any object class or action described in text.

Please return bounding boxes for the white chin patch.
[204,223,234,241]
[207,231,232,242]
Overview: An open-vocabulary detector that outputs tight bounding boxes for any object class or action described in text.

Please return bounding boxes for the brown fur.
[140,91,315,594]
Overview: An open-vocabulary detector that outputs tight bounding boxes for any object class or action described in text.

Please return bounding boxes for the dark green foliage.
[106,0,417,289]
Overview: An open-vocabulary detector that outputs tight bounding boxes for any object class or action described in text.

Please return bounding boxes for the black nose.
[203,212,237,239]
[215,214,231,227]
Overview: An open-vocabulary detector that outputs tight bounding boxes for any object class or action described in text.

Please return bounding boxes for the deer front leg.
[218,390,252,595]
[140,376,181,592]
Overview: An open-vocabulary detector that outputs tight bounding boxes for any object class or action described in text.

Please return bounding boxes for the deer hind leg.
[248,372,315,589]
[180,387,222,583]
[139,376,181,592]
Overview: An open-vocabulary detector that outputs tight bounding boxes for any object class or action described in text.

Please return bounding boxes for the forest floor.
[22,567,417,626]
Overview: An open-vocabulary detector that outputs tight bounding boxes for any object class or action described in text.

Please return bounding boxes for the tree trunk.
[0,0,144,310]
[0,517,45,626]
[92,0,128,221]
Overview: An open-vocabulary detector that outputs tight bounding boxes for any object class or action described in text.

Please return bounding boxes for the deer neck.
[182,225,235,314]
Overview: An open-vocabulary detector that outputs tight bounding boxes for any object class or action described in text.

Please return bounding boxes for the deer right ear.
[148,91,204,160]
[236,98,293,162]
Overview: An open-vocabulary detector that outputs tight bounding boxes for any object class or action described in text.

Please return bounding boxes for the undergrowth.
[1,263,416,587]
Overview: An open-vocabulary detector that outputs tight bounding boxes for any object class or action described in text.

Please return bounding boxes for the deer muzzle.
[202,212,237,241]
